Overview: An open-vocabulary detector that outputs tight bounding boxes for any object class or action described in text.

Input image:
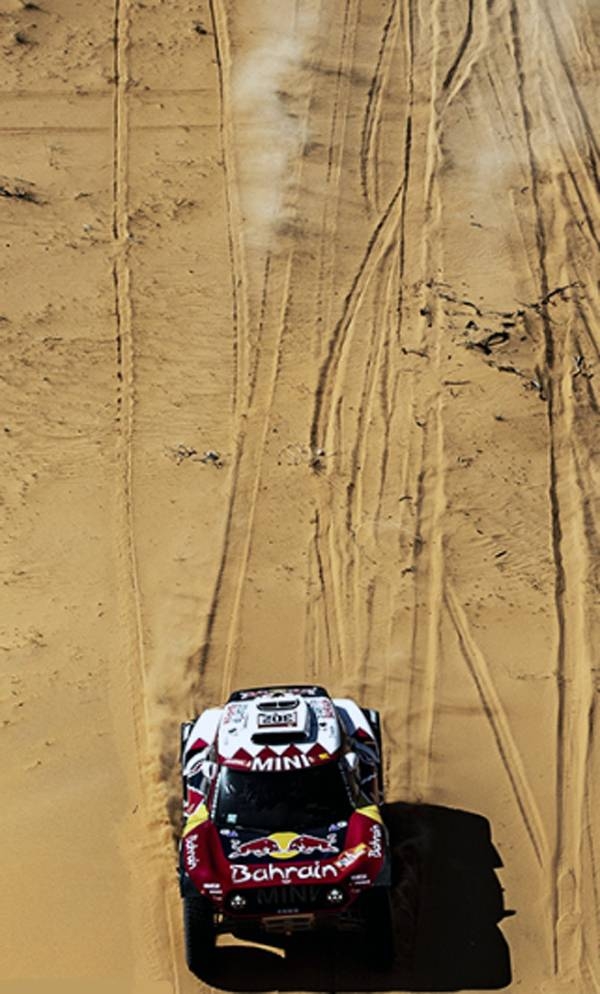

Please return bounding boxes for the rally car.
[179,685,395,975]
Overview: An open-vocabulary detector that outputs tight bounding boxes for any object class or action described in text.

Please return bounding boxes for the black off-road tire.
[183,892,216,977]
[362,886,396,970]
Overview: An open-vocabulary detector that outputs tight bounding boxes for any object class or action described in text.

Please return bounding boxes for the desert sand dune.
[1,0,599,991]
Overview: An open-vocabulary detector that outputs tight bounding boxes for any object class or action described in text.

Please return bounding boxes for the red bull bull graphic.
[289,833,340,856]
[228,831,339,861]
[229,837,282,859]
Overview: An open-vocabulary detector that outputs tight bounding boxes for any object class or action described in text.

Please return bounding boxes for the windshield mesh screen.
[215,764,352,832]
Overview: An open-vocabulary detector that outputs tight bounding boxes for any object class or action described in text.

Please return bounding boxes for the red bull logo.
[229,831,339,861]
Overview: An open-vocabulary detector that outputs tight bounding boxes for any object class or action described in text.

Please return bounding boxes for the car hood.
[181,804,387,897]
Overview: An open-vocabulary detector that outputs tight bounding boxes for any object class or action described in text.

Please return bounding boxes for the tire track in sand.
[542,3,600,191]
[441,0,474,93]
[400,0,447,798]
[359,0,400,213]
[441,0,496,113]
[191,0,252,687]
[217,252,295,703]
[194,6,324,702]
[309,184,404,686]
[332,0,442,792]
[341,266,389,668]
[538,67,600,253]
[314,0,360,361]
[549,165,599,986]
[187,259,273,689]
[551,309,597,987]
[189,251,295,700]
[345,261,395,542]
[310,179,403,456]
[306,0,370,682]
[306,509,338,680]
[193,1,326,699]
[574,442,600,991]
[583,704,600,989]
[208,0,251,417]
[511,1,597,977]
[446,587,548,866]
[373,0,415,532]
[112,0,181,985]
[404,395,446,797]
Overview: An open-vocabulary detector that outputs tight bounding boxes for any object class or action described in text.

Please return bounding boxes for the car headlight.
[228,892,247,911]
[326,887,345,905]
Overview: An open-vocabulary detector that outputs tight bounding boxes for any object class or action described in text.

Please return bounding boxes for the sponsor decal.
[202,882,223,899]
[231,862,340,884]
[257,711,298,728]
[229,831,339,861]
[349,872,371,887]
[223,703,247,725]
[185,756,206,778]
[250,753,313,772]
[185,835,200,870]
[334,844,367,870]
[314,698,334,718]
[257,885,320,905]
[367,824,383,859]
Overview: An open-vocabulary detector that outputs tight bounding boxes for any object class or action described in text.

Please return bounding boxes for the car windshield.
[214,763,353,832]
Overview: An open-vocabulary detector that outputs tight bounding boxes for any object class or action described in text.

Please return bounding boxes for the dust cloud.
[231,2,318,247]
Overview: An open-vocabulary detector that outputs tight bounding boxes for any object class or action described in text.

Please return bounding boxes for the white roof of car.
[216,687,343,771]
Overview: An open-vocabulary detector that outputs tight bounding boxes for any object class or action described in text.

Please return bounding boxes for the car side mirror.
[201,760,218,780]
[345,751,359,773]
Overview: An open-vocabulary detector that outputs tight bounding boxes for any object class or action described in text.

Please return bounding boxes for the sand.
[1,0,599,991]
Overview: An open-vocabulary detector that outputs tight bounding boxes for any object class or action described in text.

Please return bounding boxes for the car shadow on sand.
[203,802,513,992]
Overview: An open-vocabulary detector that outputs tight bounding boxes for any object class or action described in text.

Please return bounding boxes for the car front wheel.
[183,892,215,977]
